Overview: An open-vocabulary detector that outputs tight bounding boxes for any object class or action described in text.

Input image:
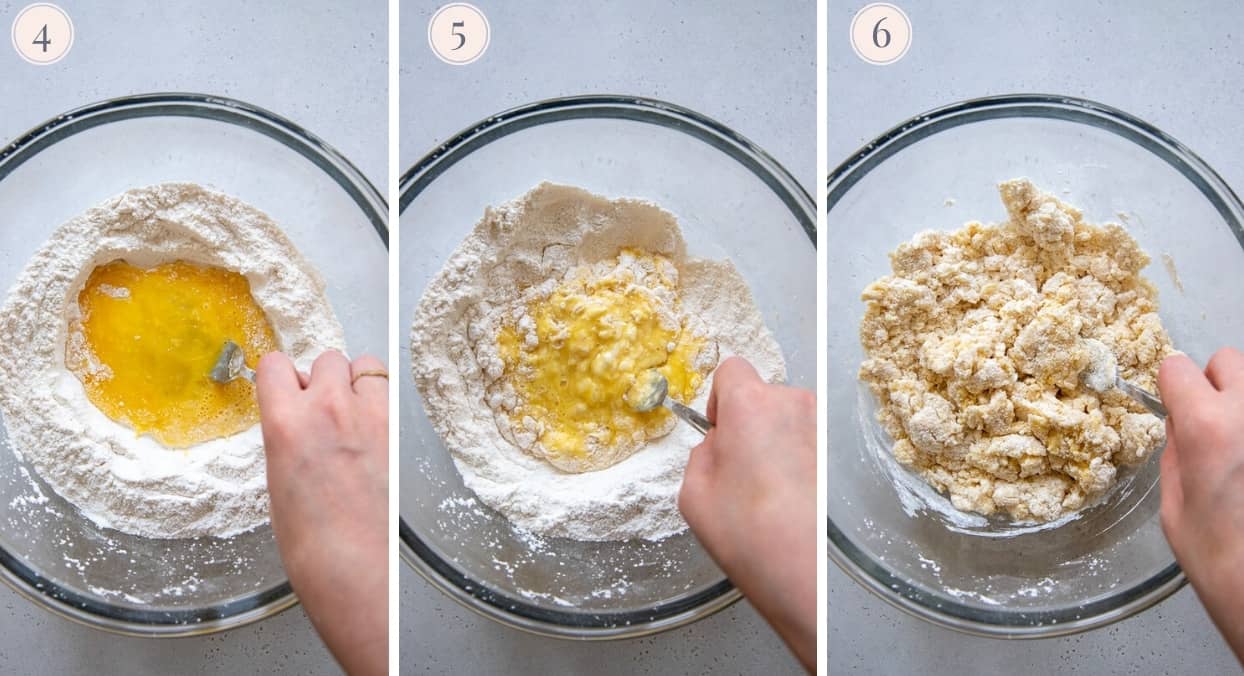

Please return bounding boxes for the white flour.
[0,183,344,538]
[411,183,785,541]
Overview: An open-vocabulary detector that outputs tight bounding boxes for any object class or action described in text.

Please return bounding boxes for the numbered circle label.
[12,3,73,65]
[850,3,910,65]
[428,3,489,65]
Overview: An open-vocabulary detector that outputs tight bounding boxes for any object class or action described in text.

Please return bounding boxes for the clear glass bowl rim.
[825,92,1244,638]
[399,94,815,639]
[0,92,388,637]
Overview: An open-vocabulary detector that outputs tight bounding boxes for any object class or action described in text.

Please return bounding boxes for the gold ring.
[351,369,389,385]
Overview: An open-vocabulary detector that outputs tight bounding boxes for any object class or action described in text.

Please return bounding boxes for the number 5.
[872,17,891,49]
[450,20,466,50]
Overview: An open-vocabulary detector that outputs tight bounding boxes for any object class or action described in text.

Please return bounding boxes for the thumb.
[1158,354,1214,423]
[706,357,761,424]
[256,351,301,415]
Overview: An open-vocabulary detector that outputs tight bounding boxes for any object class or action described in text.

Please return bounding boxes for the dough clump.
[859,179,1172,521]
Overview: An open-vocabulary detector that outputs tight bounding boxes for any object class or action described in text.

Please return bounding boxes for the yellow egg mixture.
[65,260,277,448]
[494,249,713,473]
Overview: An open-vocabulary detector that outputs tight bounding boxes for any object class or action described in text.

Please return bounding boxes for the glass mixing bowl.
[0,94,387,635]
[827,94,1244,636]
[400,95,815,638]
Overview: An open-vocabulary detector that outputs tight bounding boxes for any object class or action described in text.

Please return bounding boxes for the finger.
[350,355,389,403]
[678,435,716,522]
[1157,354,1215,422]
[309,350,352,393]
[255,352,301,414]
[1158,418,1183,528]
[705,381,718,424]
[1205,347,1244,392]
[706,357,761,424]
[688,431,717,472]
[714,356,761,386]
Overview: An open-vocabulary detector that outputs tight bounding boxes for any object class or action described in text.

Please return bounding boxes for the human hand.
[678,357,816,672]
[1158,348,1244,663]
[256,350,388,676]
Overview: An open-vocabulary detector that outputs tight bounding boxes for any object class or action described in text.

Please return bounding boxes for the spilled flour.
[411,183,785,541]
[0,183,344,538]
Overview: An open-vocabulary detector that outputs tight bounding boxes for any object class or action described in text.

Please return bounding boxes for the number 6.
[872,17,891,49]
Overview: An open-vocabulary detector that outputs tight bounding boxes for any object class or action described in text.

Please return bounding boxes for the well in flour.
[411,182,785,541]
[67,259,278,449]
[0,183,345,538]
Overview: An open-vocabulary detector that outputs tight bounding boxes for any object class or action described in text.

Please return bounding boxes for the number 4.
[32,24,51,53]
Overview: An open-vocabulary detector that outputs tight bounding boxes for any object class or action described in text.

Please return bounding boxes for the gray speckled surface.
[1,0,387,193]
[0,1,384,673]
[400,1,812,673]
[401,1,815,196]
[401,566,799,675]
[829,1,1242,672]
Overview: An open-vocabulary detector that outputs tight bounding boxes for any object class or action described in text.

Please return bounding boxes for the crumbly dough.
[859,179,1172,522]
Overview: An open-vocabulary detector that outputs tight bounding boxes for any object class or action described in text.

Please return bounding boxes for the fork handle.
[666,400,713,435]
[1117,376,1167,419]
